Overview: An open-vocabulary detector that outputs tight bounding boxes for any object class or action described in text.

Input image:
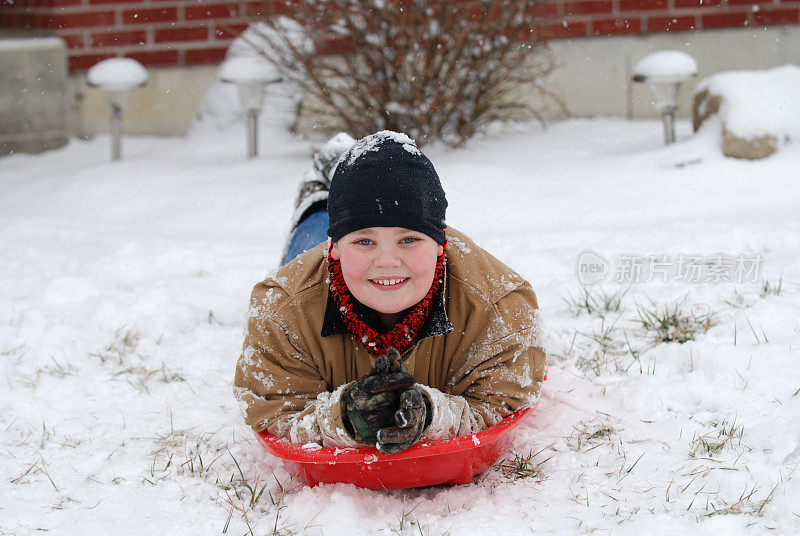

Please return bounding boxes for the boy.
[234,131,546,454]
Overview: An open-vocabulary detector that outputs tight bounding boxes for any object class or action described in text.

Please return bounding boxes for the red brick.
[245,1,264,16]
[59,33,86,48]
[68,52,114,71]
[729,0,771,4]
[89,0,142,4]
[126,49,179,66]
[122,7,177,24]
[530,1,560,18]
[316,36,355,55]
[753,7,800,24]
[48,10,116,29]
[619,0,667,10]
[184,46,228,64]
[214,23,249,39]
[648,15,697,31]
[0,13,36,29]
[537,20,589,38]
[263,0,295,15]
[591,17,642,35]
[185,3,239,20]
[36,13,57,28]
[507,26,535,42]
[562,0,612,15]
[701,11,748,28]
[155,26,208,42]
[48,0,84,7]
[90,30,146,47]
[675,0,721,7]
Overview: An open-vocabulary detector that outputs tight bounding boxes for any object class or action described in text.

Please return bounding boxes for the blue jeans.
[282,207,329,265]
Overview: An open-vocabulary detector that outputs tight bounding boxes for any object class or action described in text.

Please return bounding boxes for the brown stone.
[692,88,778,160]
[722,128,778,160]
[692,89,720,133]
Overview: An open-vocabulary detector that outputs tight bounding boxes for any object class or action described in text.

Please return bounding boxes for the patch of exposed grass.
[759,275,783,298]
[148,428,227,482]
[494,451,548,482]
[220,451,301,536]
[575,317,631,376]
[567,415,616,451]
[723,288,756,309]
[90,326,140,364]
[564,286,628,317]
[634,299,715,345]
[89,326,185,394]
[689,418,747,458]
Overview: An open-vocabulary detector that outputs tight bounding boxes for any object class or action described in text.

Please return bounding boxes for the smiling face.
[330,227,444,324]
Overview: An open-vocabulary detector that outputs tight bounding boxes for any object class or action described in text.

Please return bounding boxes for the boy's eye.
[356,238,372,246]
[401,237,418,244]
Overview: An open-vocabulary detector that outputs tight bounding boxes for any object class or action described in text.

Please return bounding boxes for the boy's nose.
[374,246,401,268]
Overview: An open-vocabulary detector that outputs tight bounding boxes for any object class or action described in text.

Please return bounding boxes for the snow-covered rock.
[693,64,800,159]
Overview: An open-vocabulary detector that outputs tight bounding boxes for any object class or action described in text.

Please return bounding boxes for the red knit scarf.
[327,238,447,358]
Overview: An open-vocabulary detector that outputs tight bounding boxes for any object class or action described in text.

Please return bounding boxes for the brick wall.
[535,0,799,38]
[1,0,798,72]
[0,0,258,71]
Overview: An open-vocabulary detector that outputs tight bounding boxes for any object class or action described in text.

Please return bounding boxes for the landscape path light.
[218,56,281,158]
[86,58,148,161]
[633,51,698,145]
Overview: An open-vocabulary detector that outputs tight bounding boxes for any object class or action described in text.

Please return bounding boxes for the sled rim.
[256,406,533,464]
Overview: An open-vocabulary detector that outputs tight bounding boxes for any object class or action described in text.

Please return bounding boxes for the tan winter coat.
[233,226,546,447]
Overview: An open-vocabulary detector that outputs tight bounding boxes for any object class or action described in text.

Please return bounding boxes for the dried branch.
[248,0,564,146]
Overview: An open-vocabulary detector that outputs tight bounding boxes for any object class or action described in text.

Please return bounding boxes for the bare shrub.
[244,0,562,145]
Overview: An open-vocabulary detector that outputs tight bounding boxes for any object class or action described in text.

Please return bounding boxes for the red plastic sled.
[256,405,535,490]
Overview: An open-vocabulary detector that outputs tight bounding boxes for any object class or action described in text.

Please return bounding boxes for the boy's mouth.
[369,277,409,288]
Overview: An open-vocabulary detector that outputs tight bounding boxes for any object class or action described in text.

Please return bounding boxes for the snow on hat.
[326,131,448,244]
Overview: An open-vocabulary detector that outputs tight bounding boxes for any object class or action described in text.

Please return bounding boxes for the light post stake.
[247,110,258,158]
[218,56,281,159]
[110,102,123,161]
[633,51,698,146]
[86,58,148,161]
[662,107,676,145]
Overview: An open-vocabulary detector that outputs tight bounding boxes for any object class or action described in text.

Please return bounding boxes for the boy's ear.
[330,241,340,260]
[437,244,444,256]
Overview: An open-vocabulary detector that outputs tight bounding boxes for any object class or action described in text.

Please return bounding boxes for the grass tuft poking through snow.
[634,298,715,345]
[564,286,628,317]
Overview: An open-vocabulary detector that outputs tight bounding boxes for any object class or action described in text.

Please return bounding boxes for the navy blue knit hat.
[327,131,448,244]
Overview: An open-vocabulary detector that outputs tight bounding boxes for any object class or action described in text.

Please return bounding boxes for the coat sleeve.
[233,283,361,448]
[417,285,546,441]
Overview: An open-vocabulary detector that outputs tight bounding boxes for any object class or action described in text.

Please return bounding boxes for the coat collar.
[321,265,453,342]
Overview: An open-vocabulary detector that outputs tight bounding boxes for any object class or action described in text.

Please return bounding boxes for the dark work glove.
[375,386,429,455]
[343,348,414,445]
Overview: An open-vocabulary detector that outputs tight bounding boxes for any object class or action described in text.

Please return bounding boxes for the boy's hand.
[343,348,414,444]
[376,387,428,455]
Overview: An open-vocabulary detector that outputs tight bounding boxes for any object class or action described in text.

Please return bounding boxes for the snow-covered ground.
[1,110,799,536]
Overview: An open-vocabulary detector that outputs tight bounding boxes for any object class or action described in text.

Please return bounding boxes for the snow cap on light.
[326,131,448,245]
[86,58,148,92]
[633,50,698,84]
